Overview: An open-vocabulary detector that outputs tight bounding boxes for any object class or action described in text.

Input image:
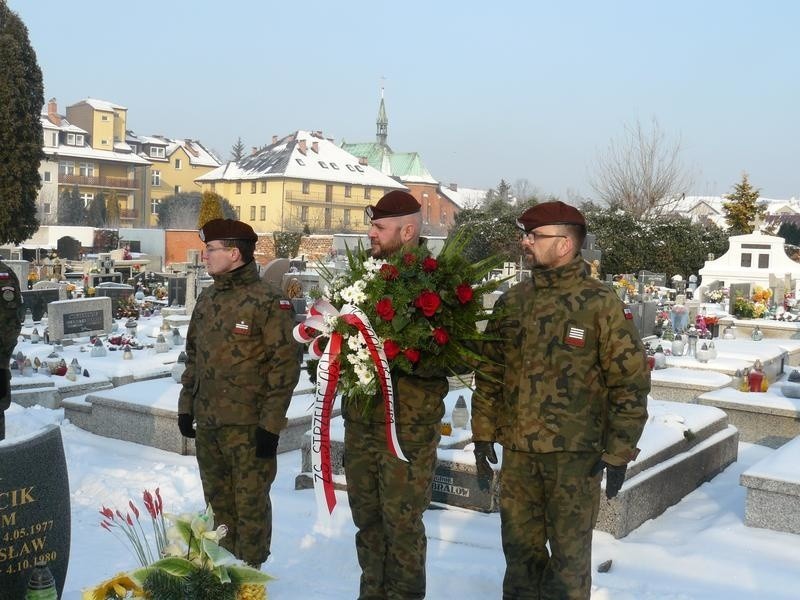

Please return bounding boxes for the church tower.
[376,87,388,147]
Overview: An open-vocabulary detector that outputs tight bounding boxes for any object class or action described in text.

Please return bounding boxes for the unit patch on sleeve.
[623,307,634,320]
[279,299,292,310]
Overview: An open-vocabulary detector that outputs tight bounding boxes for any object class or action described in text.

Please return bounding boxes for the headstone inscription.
[0,424,70,600]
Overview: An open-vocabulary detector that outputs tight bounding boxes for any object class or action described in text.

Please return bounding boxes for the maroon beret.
[516,201,586,232]
[198,218,257,243]
[365,190,420,220]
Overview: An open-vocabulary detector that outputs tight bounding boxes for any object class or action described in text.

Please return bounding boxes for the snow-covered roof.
[39,114,88,134]
[197,131,405,189]
[166,139,220,168]
[42,143,151,165]
[438,185,488,209]
[75,98,127,112]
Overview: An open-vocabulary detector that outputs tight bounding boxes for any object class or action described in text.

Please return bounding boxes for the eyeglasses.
[520,231,567,242]
[204,245,233,253]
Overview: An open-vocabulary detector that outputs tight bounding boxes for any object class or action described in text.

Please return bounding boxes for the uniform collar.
[212,261,259,290]
[531,255,587,288]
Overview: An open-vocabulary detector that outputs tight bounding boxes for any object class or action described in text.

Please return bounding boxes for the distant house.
[196,130,405,233]
[38,98,151,227]
[127,132,221,226]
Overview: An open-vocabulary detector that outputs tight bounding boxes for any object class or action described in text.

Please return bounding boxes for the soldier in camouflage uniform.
[178,219,300,568]
[0,260,23,441]
[344,190,449,600]
[472,202,650,600]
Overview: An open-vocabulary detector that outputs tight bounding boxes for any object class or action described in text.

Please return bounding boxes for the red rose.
[380,264,399,280]
[422,257,438,272]
[404,348,420,363]
[376,297,396,321]
[414,290,441,317]
[432,327,449,345]
[456,283,474,304]
[384,339,401,360]
[403,253,417,265]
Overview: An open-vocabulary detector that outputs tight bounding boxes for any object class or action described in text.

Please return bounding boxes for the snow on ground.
[4,402,800,599]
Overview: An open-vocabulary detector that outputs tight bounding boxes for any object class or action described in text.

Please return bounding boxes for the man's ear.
[400,222,415,243]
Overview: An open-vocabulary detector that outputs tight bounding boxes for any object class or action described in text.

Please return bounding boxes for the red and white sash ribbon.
[293,300,407,517]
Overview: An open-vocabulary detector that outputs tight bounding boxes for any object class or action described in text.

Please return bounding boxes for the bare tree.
[590,118,692,219]
[512,178,540,205]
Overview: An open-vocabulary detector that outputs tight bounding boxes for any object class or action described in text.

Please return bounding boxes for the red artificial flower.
[143,490,156,518]
[414,290,441,317]
[100,506,114,520]
[380,264,399,280]
[422,257,438,272]
[155,488,163,514]
[129,500,140,519]
[404,348,421,363]
[384,339,401,360]
[376,297,396,321]
[403,253,417,266]
[432,327,450,345]
[101,521,112,531]
[456,283,474,304]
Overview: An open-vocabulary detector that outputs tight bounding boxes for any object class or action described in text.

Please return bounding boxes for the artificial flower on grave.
[752,286,772,305]
[88,491,271,600]
[705,288,727,303]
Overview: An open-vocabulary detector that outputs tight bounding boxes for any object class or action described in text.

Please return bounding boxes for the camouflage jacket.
[342,372,449,427]
[0,261,22,364]
[178,261,301,433]
[472,255,649,466]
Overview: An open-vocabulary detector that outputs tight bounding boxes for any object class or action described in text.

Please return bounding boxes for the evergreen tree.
[448,195,539,263]
[57,185,85,225]
[778,221,800,246]
[230,137,245,162]
[485,179,513,205]
[197,190,225,228]
[86,191,107,227]
[722,173,765,235]
[105,192,120,227]
[158,191,235,229]
[0,0,44,244]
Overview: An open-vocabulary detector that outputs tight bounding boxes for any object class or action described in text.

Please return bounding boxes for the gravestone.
[638,270,667,288]
[20,288,60,322]
[580,232,602,265]
[47,297,112,341]
[262,258,291,288]
[625,301,659,338]
[165,274,187,307]
[730,282,751,305]
[0,424,71,600]
[94,282,135,314]
[32,281,67,301]
[56,236,81,261]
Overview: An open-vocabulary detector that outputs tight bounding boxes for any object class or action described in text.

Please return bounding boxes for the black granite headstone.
[165,274,187,307]
[431,459,499,513]
[0,424,70,600]
[20,289,59,322]
[56,236,81,261]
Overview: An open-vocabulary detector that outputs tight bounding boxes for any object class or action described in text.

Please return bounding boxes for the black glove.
[590,459,628,499]
[255,428,280,459]
[474,441,498,492]
[177,413,196,438]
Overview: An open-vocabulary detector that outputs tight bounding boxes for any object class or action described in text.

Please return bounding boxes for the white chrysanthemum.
[347,334,363,352]
[353,362,375,385]
[323,314,339,331]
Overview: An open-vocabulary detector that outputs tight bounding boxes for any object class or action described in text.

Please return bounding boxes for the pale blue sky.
[9,0,800,200]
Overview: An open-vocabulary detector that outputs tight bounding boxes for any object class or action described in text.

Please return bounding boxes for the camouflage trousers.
[344,420,440,600]
[499,449,601,600]
[195,425,277,565]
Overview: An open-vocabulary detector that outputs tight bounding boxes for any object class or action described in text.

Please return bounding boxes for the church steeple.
[376,86,388,147]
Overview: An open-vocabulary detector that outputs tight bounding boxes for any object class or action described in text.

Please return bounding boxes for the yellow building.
[38,98,151,227]
[126,134,221,226]
[196,130,405,233]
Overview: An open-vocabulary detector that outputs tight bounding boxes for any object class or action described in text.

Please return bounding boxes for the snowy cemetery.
[3,230,800,599]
